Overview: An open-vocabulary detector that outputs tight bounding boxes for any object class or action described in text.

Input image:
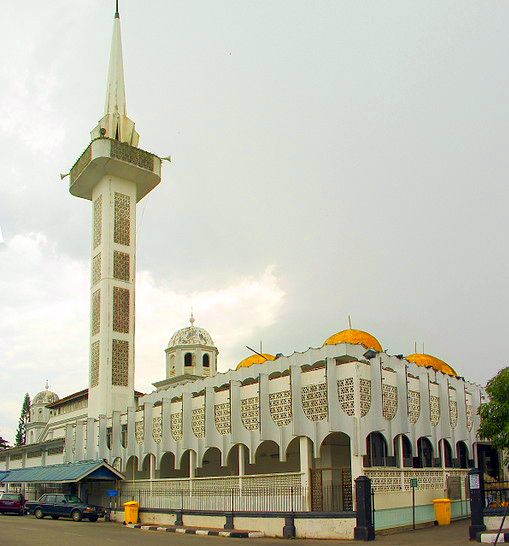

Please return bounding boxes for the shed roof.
[1,460,123,483]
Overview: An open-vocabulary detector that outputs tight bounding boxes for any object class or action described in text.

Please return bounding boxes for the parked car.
[26,493,104,522]
[0,493,26,515]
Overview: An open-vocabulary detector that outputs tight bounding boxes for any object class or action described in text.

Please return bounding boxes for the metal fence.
[113,485,308,513]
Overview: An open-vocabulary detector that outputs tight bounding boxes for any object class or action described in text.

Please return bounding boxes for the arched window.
[366,432,388,467]
[416,437,434,468]
[203,354,210,367]
[184,353,193,367]
[440,439,453,468]
[457,441,469,468]
[394,434,412,467]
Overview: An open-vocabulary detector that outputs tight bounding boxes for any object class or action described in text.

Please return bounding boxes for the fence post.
[354,476,375,541]
[224,488,234,530]
[468,468,486,540]
[283,486,296,539]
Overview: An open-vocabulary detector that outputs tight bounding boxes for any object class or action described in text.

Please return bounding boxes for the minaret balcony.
[69,137,161,202]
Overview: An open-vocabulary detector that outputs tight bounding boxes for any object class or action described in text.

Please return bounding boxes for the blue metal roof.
[1,460,124,483]
[0,471,9,482]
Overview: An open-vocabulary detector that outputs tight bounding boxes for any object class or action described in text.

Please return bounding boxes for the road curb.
[125,523,264,538]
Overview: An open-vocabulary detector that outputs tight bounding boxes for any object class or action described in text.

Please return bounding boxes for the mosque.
[0,6,496,539]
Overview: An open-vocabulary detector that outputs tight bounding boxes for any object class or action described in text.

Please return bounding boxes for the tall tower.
[68,7,162,418]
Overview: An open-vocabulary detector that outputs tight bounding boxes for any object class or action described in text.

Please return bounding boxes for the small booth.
[1,460,124,507]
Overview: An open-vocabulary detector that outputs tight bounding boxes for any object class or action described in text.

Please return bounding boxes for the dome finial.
[189,310,195,327]
[348,315,352,329]
[45,380,49,391]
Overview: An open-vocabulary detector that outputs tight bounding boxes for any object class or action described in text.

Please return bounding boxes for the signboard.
[410,478,418,488]
[106,489,118,497]
[469,474,480,490]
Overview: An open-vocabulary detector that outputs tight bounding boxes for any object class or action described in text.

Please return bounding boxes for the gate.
[311,467,353,511]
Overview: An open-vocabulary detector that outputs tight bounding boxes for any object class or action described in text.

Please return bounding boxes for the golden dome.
[324,329,383,353]
[236,353,276,370]
[405,353,458,377]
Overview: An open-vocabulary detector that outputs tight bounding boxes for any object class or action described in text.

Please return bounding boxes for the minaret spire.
[91,2,139,146]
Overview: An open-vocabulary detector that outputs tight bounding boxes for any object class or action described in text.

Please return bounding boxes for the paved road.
[0,514,474,546]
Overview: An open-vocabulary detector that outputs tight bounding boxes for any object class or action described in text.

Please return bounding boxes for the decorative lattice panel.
[93,194,102,249]
[135,421,144,445]
[170,412,183,441]
[152,417,162,443]
[408,390,421,424]
[269,390,292,427]
[449,399,458,428]
[430,395,440,426]
[466,404,473,431]
[360,378,371,417]
[114,192,130,246]
[91,289,100,336]
[90,340,100,388]
[113,286,130,333]
[382,384,398,421]
[191,407,205,438]
[112,339,129,386]
[92,253,101,285]
[113,250,130,281]
[365,469,452,492]
[111,139,154,171]
[214,402,231,435]
[337,378,355,416]
[240,396,259,431]
[302,383,328,421]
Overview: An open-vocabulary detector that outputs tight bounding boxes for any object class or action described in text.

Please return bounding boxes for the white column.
[189,450,196,498]
[238,444,245,497]
[300,436,312,511]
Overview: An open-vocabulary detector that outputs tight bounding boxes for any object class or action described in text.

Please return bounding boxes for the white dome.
[168,314,215,349]
[33,383,59,405]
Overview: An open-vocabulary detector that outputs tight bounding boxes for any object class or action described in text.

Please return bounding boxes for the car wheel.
[51,515,59,520]
[34,508,44,519]
[88,516,98,522]
[71,510,82,522]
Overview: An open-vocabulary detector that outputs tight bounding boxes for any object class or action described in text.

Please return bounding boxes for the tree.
[15,393,31,446]
[0,437,9,450]
[478,367,509,458]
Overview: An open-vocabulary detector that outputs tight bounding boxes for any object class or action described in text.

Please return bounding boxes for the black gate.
[311,467,352,511]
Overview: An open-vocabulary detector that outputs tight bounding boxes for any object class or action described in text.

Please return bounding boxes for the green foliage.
[0,436,9,450]
[478,367,509,456]
[14,393,31,446]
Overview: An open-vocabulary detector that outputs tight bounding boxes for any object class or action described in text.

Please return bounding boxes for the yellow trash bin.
[123,501,139,524]
[432,498,451,525]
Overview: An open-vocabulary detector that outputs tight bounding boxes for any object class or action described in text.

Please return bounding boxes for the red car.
[0,493,26,515]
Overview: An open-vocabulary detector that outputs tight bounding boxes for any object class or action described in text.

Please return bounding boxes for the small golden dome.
[324,328,383,353]
[405,353,458,377]
[236,353,276,370]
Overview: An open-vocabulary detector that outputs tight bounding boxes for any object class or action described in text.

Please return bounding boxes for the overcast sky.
[1,1,508,443]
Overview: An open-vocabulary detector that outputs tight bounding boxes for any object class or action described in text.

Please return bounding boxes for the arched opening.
[457,441,469,468]
[225,444,250,476]
[170,354,176,376]
[197,447,227,478]
[440,439,453,468]
[365,432,389,467]
[313,433,352,511]
[203,354,210,367]
[393,434,412,467]
[415,437,434,468]
[184,353,193,367]
[160,452,180,478]
[125,456,139,480]
[178,449,196,477]
[244,440,298,475]
[121,424,128,448]
[112,457,122,472]
[106,427,112,450]
[140,453,155,479]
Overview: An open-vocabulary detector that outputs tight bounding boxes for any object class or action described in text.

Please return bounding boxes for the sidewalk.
[374,520,473,546]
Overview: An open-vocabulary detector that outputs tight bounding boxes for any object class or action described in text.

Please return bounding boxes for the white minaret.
[68,6,162,418]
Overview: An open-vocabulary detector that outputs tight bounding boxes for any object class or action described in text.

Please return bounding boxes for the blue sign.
[106,489,118,497]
